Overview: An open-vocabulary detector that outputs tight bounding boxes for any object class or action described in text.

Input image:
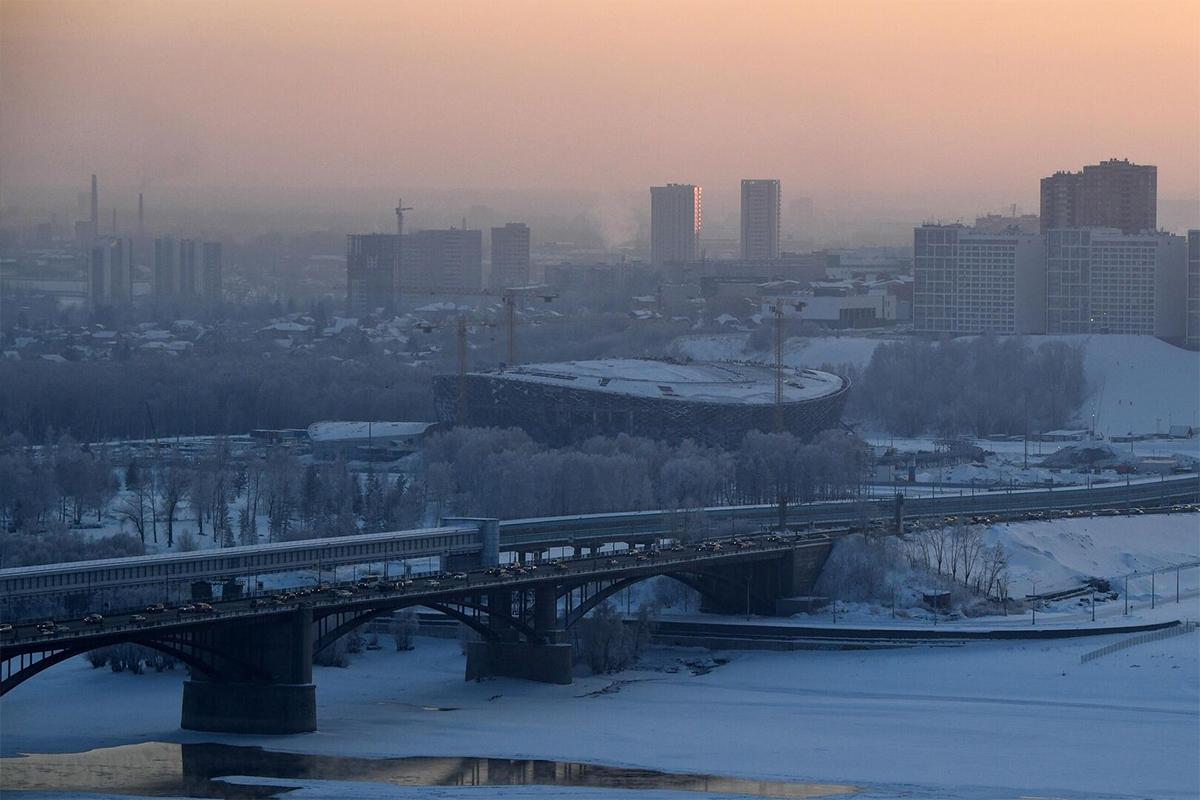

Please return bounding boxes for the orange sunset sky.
[2,0,1197,227]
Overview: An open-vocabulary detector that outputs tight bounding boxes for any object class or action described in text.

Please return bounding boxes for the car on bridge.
[145,603,166,614]
[83,613,103,626]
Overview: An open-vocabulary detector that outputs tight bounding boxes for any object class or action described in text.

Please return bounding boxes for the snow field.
[1,625,1196,799]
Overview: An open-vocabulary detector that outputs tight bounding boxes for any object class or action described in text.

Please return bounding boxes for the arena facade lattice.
[432,358,850,448]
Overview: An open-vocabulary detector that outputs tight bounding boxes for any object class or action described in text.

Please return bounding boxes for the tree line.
[422,426,869,522]
[0,425,871,567]
[848,335,1086,437]
[0,355,435,444]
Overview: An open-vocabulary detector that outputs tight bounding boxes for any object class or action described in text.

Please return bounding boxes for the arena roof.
[481,359,844,404]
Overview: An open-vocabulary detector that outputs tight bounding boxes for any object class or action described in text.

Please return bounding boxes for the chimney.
[90,174,98,227]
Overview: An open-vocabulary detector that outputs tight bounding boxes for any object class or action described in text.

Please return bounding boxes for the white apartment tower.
[740,179,781,261]
[1045,229,1187,338]
[913,225,1046,335]
[650,184,701,266]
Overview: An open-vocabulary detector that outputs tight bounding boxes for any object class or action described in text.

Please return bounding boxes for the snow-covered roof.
[259,322,311,333]
[307,421,439,442]
[483,359,845,404]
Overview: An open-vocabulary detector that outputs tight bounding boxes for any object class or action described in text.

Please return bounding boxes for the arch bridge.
[0,533,833,734]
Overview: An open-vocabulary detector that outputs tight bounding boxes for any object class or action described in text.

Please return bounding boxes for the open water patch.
[0,741,857,798]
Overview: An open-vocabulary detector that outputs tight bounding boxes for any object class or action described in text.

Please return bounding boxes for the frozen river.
[1,617,1197,800]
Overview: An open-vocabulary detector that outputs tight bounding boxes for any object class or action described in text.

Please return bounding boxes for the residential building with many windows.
[88,237,134,308]
[1187,229,1199,349]
[1040,158,1156,233]
[740,179,781,261]
[650,184,701,266]
[1045,228,1186,339]
[912,225,1045,334]
[346,233,399,315]
[404,228,483,292]
[490,222,531,290]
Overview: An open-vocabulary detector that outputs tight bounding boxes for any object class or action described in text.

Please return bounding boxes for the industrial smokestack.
[90,174,98,227]
[138,193,144,240]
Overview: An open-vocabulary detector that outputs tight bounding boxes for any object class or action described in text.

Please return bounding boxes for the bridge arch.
[562,570,770,628]
[1,638,219,697]
[311,598,543,656]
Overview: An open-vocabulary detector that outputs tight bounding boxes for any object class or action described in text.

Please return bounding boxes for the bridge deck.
[0,533,828,658]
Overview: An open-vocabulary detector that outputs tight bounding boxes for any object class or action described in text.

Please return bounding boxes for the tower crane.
[399,283,557,368]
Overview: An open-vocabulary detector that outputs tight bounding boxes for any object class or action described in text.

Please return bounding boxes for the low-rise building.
[307,421,440,461]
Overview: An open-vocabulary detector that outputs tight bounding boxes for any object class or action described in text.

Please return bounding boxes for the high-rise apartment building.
[1045,228,1186,338]
[913,225,1046,335]
[741,179,781,261]
[202,241,223,304]
[1186,230,1199,349]
[650,184,702,266]
[88,238,133,307]
[346,233,400,315]
[405,228,483,292]
[490,223,531,289]
[1040,159,1156,233]
[179,238,199,297]
[154,237,177,297]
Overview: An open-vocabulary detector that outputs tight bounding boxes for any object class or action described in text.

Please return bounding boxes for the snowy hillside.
[1059,334,1199,436]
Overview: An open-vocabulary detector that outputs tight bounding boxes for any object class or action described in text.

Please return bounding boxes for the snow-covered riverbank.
[2,610,1197,799]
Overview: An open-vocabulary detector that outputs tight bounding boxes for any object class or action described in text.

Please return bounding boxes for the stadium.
[433,358,850,448]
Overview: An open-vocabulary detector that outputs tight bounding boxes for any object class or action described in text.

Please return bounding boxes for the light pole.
[1090,589,1095,623]
[1030,577,1038,625]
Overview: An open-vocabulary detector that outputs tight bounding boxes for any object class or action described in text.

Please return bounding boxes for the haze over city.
[0,3,1198,800]
[3,0,1199,238]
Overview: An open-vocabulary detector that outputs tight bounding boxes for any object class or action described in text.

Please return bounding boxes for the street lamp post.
[1030,577,1038,625]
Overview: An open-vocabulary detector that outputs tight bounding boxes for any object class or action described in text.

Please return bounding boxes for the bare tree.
[390,609,419,651]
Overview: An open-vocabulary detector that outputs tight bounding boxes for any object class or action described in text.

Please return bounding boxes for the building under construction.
[432,358,849,448]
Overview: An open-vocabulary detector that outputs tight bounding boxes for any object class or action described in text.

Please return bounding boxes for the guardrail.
[497,475,1200,546]
[1079,620,1197,664]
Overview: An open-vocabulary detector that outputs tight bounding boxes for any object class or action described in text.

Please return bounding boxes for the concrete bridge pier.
[465,585,573,684]
[181,606,316,734]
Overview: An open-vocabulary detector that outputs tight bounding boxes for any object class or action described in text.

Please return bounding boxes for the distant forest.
[847,336,1087,437]
[0,356,436,442]
[0,315,691,444]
